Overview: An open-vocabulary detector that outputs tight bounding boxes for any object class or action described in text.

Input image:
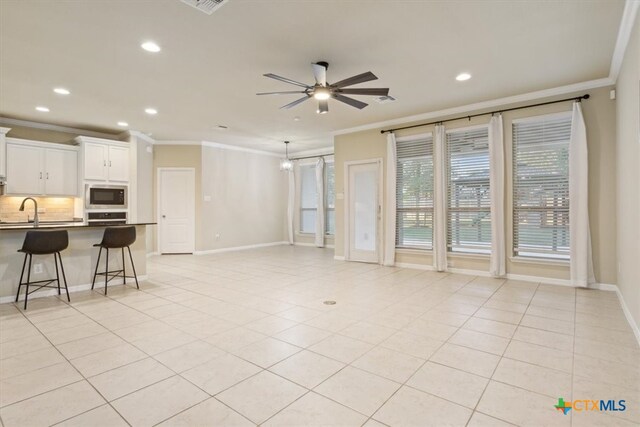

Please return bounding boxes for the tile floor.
[0,246,638,426]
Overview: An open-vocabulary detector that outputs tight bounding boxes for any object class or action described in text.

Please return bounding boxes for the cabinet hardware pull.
[109,160,112,167]
[39,172,42,179]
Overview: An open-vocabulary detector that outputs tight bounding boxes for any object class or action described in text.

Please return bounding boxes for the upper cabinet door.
[6,144,44,195]
[84,142,108,181]
[45,148,78,196]
[107,145,129,182]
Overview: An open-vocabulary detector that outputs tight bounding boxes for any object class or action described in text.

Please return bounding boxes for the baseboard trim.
[1,276,149,305]
[611,285,640,345]
[293,242,335,249]
[395,262,436,271]
[146,252,160,258]
[193,241,288,255]
[334,255,345,261]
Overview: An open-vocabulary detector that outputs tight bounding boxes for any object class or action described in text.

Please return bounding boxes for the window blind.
[513,115,571,259]
[325,162,335,235]
[299,164,316,233]
[396,136,434,249]
[446,127,491,254]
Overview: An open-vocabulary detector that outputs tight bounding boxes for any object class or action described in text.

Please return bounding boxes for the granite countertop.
[0,221,157,230]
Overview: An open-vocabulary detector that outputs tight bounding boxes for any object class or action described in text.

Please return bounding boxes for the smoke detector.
[375,95,396,104]
[179,0,228,15]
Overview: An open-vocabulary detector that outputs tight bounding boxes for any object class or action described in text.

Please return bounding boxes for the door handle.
[162,215,166,218]
[103,160,106,167]
[46,172,49,180]
[109,161,112,167]
[39,172,42,179]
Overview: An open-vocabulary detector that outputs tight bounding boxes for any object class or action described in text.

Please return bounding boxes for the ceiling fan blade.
[332,71,378,88]
[337,88,389,97]
[263,73,310,88]
[256,91,307,95]
[317,99,329,114]
[312,63,327,86]
[280,96,310,109]
[332,94,368,109]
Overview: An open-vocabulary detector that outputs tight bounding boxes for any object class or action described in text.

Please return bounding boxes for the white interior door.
[346,161,381,263]
[159,168,195,254]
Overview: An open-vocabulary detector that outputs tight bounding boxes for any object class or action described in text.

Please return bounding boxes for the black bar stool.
[15,229,70,310]
[92,226,139,295]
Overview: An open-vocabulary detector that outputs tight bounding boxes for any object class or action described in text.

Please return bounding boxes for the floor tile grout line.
[7,302,134,427]
[463,279,539,427]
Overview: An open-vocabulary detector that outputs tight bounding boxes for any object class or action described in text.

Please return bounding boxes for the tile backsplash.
[0,196,76,222]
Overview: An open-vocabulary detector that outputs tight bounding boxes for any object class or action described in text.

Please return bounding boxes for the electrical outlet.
[33,263,43,274]
[215,233,220,241]
[37,207,46,213]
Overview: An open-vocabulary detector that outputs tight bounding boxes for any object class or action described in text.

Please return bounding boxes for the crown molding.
[153,139,280,157]
[332,77,614,137]
[0,127,11,135]
[289,146,334,158]
[201,140,280,157]
[609,0,640,82]
[0,117,120,139]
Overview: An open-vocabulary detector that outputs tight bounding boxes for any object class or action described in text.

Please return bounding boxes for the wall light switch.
[33,263,43,274]
[203,195,212,202]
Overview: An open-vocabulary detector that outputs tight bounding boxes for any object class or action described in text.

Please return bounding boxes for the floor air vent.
[179,0,228,15]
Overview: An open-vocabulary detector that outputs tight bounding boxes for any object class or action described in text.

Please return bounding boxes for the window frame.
[298,162,317,234]
[445,124,492,255]
[395,132,434,250]
[511,111,572,261]
[324,160,335,236]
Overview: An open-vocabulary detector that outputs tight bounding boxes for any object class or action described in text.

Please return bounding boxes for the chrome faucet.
[19,197,39,227]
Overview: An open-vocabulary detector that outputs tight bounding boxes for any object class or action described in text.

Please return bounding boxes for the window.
[325,162,335,235]
[299,164,316,233]
[446,126,491,254]
[513,114,571,259]
[299,161,334,235]
[396,136,434,249]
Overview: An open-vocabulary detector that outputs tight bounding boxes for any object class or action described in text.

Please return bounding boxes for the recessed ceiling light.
[145,108,158,115]
[456,72,472,81]
[53,87,70,95]
[117,121,129,127]
[141,41,161,53]
[35,106,49,112]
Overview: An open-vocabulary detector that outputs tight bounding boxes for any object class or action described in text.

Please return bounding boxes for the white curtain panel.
[569,102,595,287]
[287,169,295,245]
[315,157,325,247]
[383,132,397,266]
[489,114,506,277]
[433,124,448,271]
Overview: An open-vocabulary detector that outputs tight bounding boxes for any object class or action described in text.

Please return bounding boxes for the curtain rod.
[380,94,590,134]
[290,153,334,161]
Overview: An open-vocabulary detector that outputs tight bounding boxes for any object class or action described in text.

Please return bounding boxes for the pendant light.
[280,141,293,171]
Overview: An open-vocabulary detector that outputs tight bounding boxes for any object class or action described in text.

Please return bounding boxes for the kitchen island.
[0,222,156,303]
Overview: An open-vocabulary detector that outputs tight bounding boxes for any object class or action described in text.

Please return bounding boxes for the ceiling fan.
[257,61,389,114]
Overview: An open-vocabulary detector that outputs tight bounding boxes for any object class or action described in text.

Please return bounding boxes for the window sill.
[509,256,569,266]
[396,248,432,255]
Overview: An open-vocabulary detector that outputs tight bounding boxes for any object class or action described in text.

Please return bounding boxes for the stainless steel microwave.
[85,184,127,209]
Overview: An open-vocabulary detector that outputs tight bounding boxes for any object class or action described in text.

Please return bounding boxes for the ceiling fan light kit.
[257,61,390,114]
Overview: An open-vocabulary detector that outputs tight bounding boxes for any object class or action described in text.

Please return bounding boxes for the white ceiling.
[0,0,625,154]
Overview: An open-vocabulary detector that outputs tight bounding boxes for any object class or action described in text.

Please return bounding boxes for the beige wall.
[153,145,203,251]
[615,12,640,330]
[335,86,617,284]
[200,145,287,250]
[153,144,288,253]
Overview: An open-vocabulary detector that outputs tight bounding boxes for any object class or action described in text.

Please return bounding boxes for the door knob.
[162,215,166,218]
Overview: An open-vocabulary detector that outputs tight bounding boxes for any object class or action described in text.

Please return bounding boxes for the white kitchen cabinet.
[76,136,130,183]
[0,127,10,180]
[6,143,44,195]
[44,148,78,196]
[107,145,129,182]
[5,139,78,196]
[83,142,108,181]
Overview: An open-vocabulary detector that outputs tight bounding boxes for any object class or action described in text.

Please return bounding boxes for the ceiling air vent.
[179,0,228,15]
[375,95,396,104]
